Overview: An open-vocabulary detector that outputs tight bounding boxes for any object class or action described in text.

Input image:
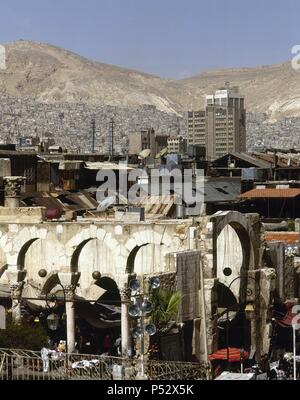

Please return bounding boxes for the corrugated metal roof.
[240,188,300,198]
[194,179,241,203]
[21,191,98,212]
[231,152,272,168]
[84,162,133,170]
[213,152,272,169]
[135,195,175,217]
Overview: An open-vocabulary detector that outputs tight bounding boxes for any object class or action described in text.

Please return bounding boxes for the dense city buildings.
[128,128,168,157]
[188,87,246,160]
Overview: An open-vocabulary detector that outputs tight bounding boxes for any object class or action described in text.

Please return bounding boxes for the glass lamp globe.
[46,313,60,331]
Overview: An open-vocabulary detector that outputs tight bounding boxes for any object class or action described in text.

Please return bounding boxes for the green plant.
[150,289,181,332]
[0,317,48,350]
[288,219,295,231]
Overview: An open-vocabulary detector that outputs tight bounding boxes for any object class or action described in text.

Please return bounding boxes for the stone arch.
[9,227,49,270]
[211,211,260,275]
[71,236,116,297]
[19,238,66,286]
[126,244,148,274]
[126,242,171,276]
[124,227,177,276]
[71,239,92,272]
[209,211,261,307]
[17,238,39,270]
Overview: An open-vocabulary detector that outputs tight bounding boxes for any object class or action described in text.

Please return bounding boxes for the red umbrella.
[209,348,249,362]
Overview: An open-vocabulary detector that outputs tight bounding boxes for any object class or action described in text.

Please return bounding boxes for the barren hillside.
[0,41,299,121]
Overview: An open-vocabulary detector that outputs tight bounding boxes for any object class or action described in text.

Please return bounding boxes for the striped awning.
[209,348,249,362]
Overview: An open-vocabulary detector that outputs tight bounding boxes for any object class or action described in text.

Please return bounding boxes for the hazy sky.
[0,0,298,78]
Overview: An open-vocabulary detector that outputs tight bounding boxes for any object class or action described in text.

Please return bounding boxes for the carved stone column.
[120,287,132,357]
[64,286,76,354]
[6,270,27,323]
[3,176,26,208]
[57,272,80,354]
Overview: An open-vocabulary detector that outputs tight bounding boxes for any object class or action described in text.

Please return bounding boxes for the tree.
[0,317,48,351]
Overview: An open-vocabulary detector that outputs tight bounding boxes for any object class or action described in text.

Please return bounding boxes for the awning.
[274,300,296,328]
[209,348,249,362]
[75,301,121,329]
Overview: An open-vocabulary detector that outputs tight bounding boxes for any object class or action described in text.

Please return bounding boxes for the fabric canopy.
[209,348,249,362]
[275,300,295,328]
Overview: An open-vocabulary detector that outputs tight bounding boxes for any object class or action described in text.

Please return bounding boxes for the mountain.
[0,40,186,115]
[180,63,300,122]
[0,40,300,122]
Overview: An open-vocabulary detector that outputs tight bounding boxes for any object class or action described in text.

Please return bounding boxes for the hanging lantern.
[46,313,60,331]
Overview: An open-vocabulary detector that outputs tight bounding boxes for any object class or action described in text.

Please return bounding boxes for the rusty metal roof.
[21,191,98,212]
[240,188,300,198]
[264,232,299,244]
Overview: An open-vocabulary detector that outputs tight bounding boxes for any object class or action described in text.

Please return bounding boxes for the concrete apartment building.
[167,135,187,154]
[188,87,246,160]
[128,128,168,157]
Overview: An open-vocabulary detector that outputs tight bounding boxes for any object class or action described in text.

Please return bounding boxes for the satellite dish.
[141,300,152,314]
[149,277,160,290]
[128,303,141,318]
[155,147,168,159]
[132,327,143,339]
[138,149,152,160]
[129,279,141,292]
[96,196,116,212]
[145,324,157,336]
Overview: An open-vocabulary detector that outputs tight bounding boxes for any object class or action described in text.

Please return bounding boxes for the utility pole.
[91,118,96,153]
[108,118,114,160]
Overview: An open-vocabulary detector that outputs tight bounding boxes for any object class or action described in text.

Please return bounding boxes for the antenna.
[108,118,114,160]
[91,118,96,153]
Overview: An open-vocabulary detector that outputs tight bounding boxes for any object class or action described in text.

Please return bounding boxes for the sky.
[0,0,298,79]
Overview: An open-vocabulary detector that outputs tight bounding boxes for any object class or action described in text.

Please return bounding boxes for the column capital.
[63,285,78,301]
[3,176,26,198]
[9,281,25,300]
[120,287,131,302]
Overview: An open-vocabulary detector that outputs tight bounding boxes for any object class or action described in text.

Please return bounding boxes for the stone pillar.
[10,282,23,322]
[120,288,131,357]
[6,269,27,323]
[196,278,218,361]
[57,272,81,354]
[247,268,275,361]
[3,176,26,208]
[259,268,276,356]
[65,288,76,354]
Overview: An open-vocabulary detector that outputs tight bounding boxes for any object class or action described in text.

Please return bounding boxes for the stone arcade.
[0,194,277,361]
